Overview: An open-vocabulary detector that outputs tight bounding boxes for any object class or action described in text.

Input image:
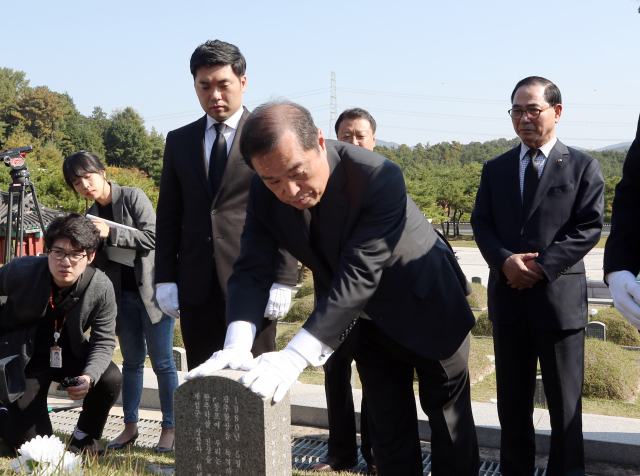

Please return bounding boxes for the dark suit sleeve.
[225,194,283,331]
[471,162,514,275]
[273,249,298,286]
[604,114,640,278]
[536,157,604,283]
[303,161,407,350]
[155,131,183,284]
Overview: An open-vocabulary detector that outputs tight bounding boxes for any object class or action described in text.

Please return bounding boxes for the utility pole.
[329,71,337,139]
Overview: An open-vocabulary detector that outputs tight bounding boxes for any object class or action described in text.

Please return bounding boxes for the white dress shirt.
[204,107,244,170]
[519,137,558,200]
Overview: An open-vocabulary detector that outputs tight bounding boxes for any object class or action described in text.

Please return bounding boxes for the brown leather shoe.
[311,456,359,472]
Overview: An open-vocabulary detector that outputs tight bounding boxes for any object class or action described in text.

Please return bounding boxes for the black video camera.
[57,377,80,391]
[0,146,33,183]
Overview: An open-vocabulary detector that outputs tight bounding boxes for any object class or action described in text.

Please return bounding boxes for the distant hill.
[573,141,632,152]
[375,139,402,149]
[596,142,632,153]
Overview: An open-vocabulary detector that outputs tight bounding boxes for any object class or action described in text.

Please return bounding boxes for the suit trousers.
[493,319,585,476]
[323,319,373,465]
[7,361,122,448]
[355,320,479,476]
[179,270,277,370]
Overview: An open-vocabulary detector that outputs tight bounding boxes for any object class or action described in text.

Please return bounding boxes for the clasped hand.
[502,253,544,289]
[608,271,640,329]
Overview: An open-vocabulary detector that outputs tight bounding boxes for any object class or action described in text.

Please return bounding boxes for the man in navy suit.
[471,76,604,476]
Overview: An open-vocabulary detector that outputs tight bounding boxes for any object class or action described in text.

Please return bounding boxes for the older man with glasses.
[471,77,604,476]
[0,213,121,455]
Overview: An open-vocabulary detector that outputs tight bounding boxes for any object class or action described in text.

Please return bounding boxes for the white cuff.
[287,328,334,367]
[606,270,635,284]
[224,321,257,350]
[271,283,294,291]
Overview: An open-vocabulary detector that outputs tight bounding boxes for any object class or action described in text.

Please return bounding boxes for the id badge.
[50,346,62,368]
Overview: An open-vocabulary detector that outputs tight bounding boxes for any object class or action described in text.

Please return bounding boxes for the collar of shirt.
[204,106,244,165]
[518,137,558,199]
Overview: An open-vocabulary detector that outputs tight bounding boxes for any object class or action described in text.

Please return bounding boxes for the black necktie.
[209,122,228,196]
[522,148,541,213]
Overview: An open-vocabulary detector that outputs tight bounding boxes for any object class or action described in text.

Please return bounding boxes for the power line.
[329,72,337,139]
[338,87,640,110]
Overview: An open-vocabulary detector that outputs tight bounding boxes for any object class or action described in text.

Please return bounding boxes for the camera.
[0,146,33,183]
[57,377,80,390]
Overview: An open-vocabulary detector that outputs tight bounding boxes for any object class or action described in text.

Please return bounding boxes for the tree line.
[374,139,627,232]
[0,66,628,226]
[0,67,162,213]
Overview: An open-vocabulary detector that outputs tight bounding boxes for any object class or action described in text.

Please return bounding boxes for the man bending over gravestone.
[186,100,480,476]
[0,213,122,455]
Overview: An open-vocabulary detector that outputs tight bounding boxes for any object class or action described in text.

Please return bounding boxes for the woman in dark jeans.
[63,151,178,452]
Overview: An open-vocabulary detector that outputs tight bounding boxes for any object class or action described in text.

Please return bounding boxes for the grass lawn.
[446,234,608,249]
[0,432,175,475]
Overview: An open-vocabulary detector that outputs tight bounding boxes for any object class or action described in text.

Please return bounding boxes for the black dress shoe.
[69,436,106,456]
[366,462,378,475]
[107,431,139,451]
[154,440,174,453]
[311,456,359,472]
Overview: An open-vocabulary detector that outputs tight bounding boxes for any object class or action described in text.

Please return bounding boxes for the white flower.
[10,435,83,475]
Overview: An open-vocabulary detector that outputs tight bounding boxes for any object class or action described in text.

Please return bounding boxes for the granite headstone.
[173,347,187,372]
[174,369,292,476]
[587,321,606,341]
[472,277,482,285]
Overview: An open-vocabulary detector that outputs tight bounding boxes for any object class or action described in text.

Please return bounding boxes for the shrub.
[588,308,640,347]
[173,322,184,348]
[283,294,314,323]
[583,339,640,401]
[275,324,300,351]
[466,282,488,309]
[295,280,314,299]
[471,310,493,337]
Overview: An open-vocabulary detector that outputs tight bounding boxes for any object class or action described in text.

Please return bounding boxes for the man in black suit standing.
[604,115,640,328]
[155,40,297,370]
[311,107,377,474]
[471,77,604,476]
[187,100,480,476]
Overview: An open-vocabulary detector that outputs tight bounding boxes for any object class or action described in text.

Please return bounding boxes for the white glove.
[156,283,180,319]
[184,321,256,379]
[264,283,294,319]
[608,271,640,329]
[240,346,309,402]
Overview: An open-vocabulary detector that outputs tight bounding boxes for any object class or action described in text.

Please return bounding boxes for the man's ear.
[87,252,96,264]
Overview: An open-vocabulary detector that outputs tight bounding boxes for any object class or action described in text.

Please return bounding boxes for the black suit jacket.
[155,108,297,306]
[604,115,640,277]
[226,141,475,360]
[471,140,604,330]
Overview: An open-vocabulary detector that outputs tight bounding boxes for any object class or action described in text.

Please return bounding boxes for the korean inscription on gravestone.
[175,369,292,476]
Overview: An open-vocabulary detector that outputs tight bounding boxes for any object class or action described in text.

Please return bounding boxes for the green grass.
[446,234,608,249]
[0,432,174,474]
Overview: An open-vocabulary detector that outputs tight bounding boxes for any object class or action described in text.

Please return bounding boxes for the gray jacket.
[0,256,117,383]
[87,182,163,329]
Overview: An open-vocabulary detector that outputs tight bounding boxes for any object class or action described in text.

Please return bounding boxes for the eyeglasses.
[508,106,553,120]
[48,249,87,263]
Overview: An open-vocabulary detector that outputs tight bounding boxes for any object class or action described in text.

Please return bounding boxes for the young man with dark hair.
[0,213,122,454]
[155,40,298,370]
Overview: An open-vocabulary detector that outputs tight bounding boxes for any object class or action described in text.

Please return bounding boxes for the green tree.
[604,176,621,223]
[147,127,165,185]
[104,107,152,169]
[10,86,71,144]
[0,68,31,146]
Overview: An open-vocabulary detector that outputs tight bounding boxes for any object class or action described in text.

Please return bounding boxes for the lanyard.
[49,294,67,345]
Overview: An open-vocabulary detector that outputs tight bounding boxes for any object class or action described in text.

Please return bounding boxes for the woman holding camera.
[63,151,178,452]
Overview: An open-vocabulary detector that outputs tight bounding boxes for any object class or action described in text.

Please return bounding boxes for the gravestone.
[472,277,482,285]
[173,347,187,372]
[174,369,291,476]
[534,375,546,408]
[587,321,606,341]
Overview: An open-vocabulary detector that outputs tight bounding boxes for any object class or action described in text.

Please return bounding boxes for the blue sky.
[3,0,639,149]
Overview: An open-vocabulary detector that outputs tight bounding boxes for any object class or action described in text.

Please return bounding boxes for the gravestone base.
[174,369,291,476]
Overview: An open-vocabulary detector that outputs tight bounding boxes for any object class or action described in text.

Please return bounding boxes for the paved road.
[455,246,605,286]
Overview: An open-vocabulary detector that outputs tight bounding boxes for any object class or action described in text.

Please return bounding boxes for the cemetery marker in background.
[174,369,292,476]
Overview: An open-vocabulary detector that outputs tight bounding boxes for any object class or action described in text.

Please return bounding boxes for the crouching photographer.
[0,213,122,455]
